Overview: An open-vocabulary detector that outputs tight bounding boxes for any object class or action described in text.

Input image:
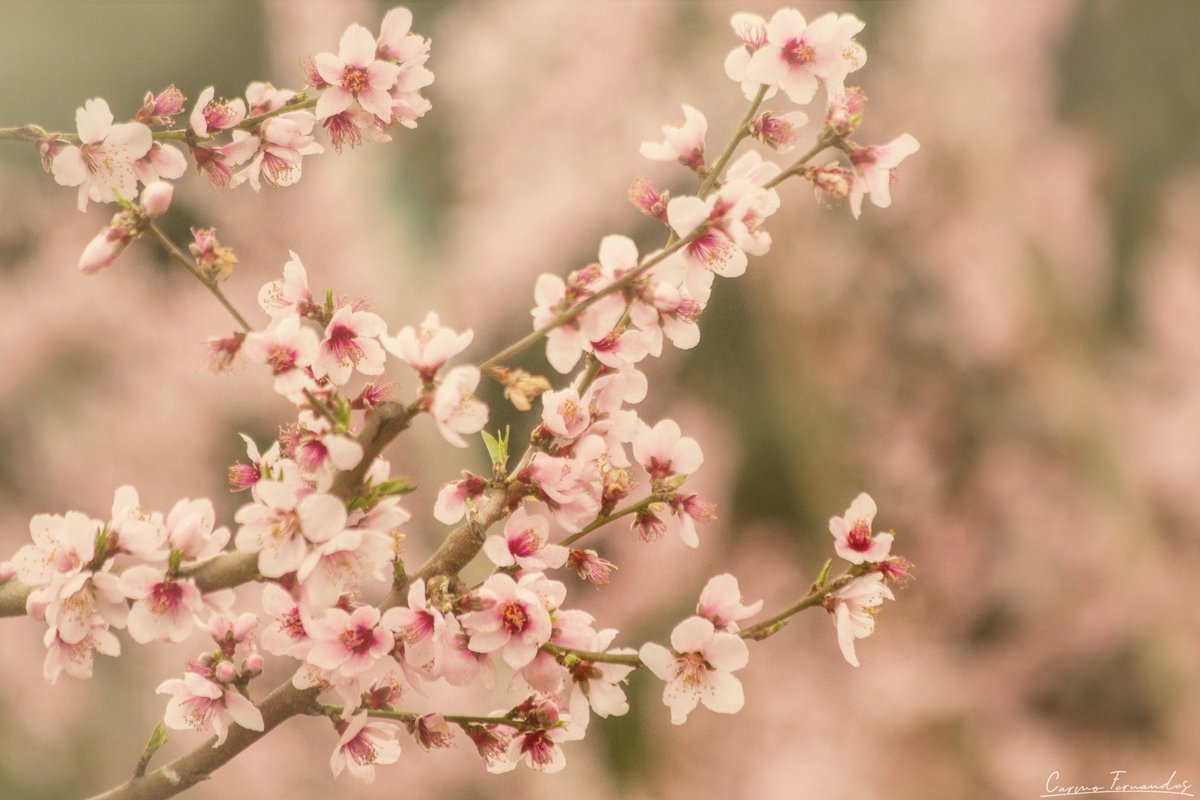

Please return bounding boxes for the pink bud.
[0,560,15,582]
[244,653,264,673]
[79,226,130,275]
[140,181,174,218]
[215,660,237,682]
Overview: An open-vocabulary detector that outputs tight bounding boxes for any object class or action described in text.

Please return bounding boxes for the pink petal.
[77,99,113,144]
[339,23,378,67]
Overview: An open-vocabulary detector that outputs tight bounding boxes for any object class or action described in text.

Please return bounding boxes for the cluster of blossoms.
[0,5,917,793]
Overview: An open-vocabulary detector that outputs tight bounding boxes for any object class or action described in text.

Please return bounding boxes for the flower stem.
[542,642,643,667]
[144,223,252,332]
[318,705,529,730]
[737,565,870,641]
[696,84,769,200]
[559,495,660,547]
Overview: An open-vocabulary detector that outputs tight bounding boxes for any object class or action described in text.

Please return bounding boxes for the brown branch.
[86,683,320,800]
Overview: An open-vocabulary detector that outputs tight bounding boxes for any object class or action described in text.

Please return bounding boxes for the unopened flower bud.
[215,660,237,682]
[140,180,174,218]
[0,560,15,582]
[79,210,141,275]
[603,468,632,506]
[37,133,67,173]
[138,85,186,125]
[244,652,264,674]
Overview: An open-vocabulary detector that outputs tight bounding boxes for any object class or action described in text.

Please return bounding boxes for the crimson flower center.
[846,520,873,552]
[339,625,372,654]
[510,528,542,558]
[500,600,529,634]
[784,38,816,66]
[151,581,184,613]
[265,343,297,374]
[327,324,364,365]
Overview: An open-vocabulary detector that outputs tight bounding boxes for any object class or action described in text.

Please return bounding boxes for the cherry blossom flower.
[261,583,311,658]
[12,512,98,588]
[305,605,394,679]
[749,110,808,152]
[228,434,281,493]
[243,314,320,397]
[829,492,893,564]
[639,616,749,725]
[744,10,867,104]
[108,485,167,561]
[380,578,446,679]
[136,84,185,126]
[482,506,568,572]
[828,572,895,667]
[433,472,489,525]
[640,105,707,172]
[297,528,393,609]
[540,386,591,441]
[43,622,120,684]
[697,574,763,630]
[234,484,349,578]
[847,133,920,219]
[381,311,473,381]
[51,98,153,211]
[244,81,296,116]
[628,176,669,222]
[121,567,204,643]
[165,498,230,561]
[192,132,260,189]
[428,365,489,448]
[134,142,187,186]
[459,572,554,669]
[314,24,402,121]
[157,670,265,745]
[633,419,703,482]
[258,251,314,318]
[189,87,247,137]
[330,712,402,782]
[312,305,388,386]
[232,111,323,191]
[566,628,636,727]
[724,13,772,100]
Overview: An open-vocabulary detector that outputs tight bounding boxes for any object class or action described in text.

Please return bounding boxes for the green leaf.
[481,426,510,471]
[815,557,833,588]
[375,478,416,496]
[145,723,169,753]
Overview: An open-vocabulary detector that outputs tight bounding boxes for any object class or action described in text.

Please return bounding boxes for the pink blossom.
[495,722,583,775]
[628,176,669,222]
[380,578,446,679]
[428,365,489,448]
[744,10,867,104]
[381,311,473,381]
[51,98,153,211]
[41,570,127,644]
[848,133,920,219]
[567,629,636,726]
[291,425,364,490]
[829,492,893,564]
[228,434,281,493]
[244,81,296,116]
[242,314,321,397]
[43,623,120,684]
[312,305,387,386]
[136,85,186,126]
[165,498,229,561]
[633,419,703,482]
[260,583,311,658]
[258,251,314,319]
[483,507,568,572]
[440,613,496,690]
[189,86,247,137]
[13,512,99,588]
[232,111,323,191]
[329,712,402,782]
[460,573,554,669]
[697,574,763,630]
[78,220,134,275]
[157,670,264,745]
[192,132,260,189]
[640,105,707,172]
[828,572,895,667]
[121,567,204,643]
[297,528,393,609]
[314,24,402,121]
[638,616,749,725]
[108,485,167,561]
[305,605,394,679]
[540,386,591,440]
[749,110,808,152]
[433,471,488,525]
[234,483,348,578]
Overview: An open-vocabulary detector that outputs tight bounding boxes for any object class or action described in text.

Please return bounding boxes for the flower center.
[339,625,372,654]
[265,342,297,374]
[846,520,873,552]
[151,581,184,613]
[784,38,816,66]
[510,528,543,558]
[500,600,529,634]
[326,324,364,365]
[675,651,709,688]
[341,65,371,94]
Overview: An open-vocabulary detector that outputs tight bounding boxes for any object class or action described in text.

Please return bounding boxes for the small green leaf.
[167,548,184,576]
[145,723,169,753]
[481,426,510,471]
[375,478,416,496]
[331,393,353,432]
[815,557,833,588]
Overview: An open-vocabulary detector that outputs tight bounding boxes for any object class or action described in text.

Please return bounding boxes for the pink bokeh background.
[1,1,1198,798]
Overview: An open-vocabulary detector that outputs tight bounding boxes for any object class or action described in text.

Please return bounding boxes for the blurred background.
[1,1,1198,798]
